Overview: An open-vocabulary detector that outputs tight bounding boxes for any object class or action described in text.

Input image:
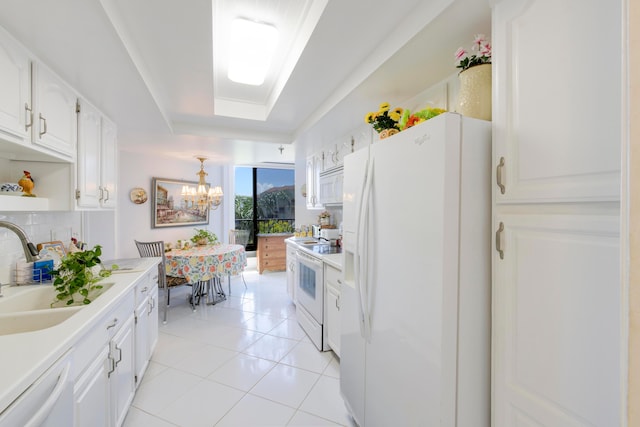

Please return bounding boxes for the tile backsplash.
[0,211,81,284]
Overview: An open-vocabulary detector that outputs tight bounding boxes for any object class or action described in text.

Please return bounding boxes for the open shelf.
[0,194,49,211]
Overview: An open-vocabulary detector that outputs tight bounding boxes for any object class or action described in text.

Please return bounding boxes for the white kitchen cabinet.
[109,315,135,427]
[74,314,135,427]
[286,242,297,303]
[76,99,101,208]
[318,166,343,206]
[100,115,117,209]
[305,153,323,209]
[73,348,109,427]
[32,62,77,160]
[134,277,158,387]
[493,212,620,427]
[491,1,623,426]
[73,289,136,427]
[0,26,30,143]
[493,0,620,204]
[324,263,341,357]
[322,138,347,171]
[76,98,118,209]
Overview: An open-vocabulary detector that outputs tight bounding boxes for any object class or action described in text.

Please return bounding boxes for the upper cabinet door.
[0,26,30,142]
[100,115,117,209]
[76,99,101,208]
[32,62,77,159]
[493,0,622,203]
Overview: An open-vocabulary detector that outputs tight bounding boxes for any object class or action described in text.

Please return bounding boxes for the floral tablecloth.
[165,244,247,283]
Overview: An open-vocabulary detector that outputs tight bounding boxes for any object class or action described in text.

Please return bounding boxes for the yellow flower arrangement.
[364,102,403,134]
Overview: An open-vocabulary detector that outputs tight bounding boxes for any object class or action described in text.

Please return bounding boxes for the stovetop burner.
[306,244,342,255]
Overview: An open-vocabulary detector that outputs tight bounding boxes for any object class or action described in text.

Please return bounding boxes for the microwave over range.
[318,166,343,206]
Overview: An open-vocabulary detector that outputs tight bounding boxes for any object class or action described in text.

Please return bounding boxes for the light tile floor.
[123,258,354,427]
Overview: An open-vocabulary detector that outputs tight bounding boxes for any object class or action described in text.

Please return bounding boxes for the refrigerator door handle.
[358,157,374,341]
[354,157,367,338]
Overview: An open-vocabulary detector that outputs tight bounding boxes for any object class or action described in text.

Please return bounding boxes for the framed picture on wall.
[151,178,210,228]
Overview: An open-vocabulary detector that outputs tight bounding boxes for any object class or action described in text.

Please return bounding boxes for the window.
[234,167,295,251]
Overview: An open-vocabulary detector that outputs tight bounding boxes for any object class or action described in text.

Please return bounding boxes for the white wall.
[115,151,227,259]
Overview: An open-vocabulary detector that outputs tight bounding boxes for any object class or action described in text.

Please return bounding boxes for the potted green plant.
[51,245,118,307]
[258,220,294,234]
[190,228,219,246]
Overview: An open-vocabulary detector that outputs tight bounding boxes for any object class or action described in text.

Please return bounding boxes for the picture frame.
[152,178,210,228]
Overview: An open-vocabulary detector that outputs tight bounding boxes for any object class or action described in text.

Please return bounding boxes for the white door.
[74,348,110,427]
[110,316,135,427]
[363,116,453,427]
[492,0,624,425]
[493,213,620,426]
[134,297,150,387]
[76,99,101,208]
[32,62,77,158]
[100,116,117,208]
[0,26,30,141]
[493,0,621,204]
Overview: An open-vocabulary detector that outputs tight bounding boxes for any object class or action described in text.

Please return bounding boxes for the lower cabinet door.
[326,284,341,357]
[74,348,110,427]
[493,212,621,427]
[148,286,159,352]
[110,316,135,427]
[134,298,150,387]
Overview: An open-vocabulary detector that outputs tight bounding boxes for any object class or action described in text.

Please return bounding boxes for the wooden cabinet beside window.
[257,234,292,274]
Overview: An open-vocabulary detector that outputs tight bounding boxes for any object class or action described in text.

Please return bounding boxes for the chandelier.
[181,157,223,211]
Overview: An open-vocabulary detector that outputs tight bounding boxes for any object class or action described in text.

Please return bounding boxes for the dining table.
[164,243,247,307]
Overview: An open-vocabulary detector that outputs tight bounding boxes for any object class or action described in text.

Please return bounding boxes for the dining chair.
[229,229,249,290]
[134,240,189,323]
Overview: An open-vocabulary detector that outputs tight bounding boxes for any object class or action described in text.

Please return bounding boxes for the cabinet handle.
[336,297,340,310]
[106,317,118,330]
[495,222,505,260]
[98,187,104,201]
[38,113,47,137]
[104,188,110,202]
[496,157,506,195]
[24,103,33,131]
[114,345,122,367]
[107,353,115,378]
[141,286,148,294]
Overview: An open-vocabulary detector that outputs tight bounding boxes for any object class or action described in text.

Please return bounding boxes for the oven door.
[296,250,324,323]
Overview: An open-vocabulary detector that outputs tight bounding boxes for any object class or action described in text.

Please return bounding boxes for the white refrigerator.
[340,113,491,427]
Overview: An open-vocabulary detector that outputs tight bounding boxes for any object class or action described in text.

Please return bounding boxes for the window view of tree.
[234,167,295,250]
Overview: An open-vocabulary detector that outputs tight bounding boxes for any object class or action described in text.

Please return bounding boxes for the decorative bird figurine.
[18,170,35,197]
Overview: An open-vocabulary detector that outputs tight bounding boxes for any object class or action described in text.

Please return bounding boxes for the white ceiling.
[0,0,491,166]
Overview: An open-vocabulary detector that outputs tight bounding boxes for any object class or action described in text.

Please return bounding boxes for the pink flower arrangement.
[455,34,492,72]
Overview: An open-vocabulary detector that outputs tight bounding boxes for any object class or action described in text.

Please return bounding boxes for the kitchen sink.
[0,282,115,313]
[0,307,82,336]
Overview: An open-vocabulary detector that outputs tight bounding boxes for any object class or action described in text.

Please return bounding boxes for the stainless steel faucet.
[0,221,40,263]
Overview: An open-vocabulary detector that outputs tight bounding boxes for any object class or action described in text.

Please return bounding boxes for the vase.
[379,128,399,139]
[456,63,492,121]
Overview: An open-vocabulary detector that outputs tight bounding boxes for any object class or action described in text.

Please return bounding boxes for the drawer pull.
[106,318,118,330]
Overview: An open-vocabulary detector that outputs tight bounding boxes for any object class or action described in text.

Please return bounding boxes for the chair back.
[134,240,167,289]
[229,229,249,247]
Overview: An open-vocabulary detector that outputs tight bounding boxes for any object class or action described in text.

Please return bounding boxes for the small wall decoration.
[130,187,148,204]
[152,178,210,228]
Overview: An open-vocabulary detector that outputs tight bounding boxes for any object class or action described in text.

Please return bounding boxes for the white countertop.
[285,237,343,271]
[0,257,160,412]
